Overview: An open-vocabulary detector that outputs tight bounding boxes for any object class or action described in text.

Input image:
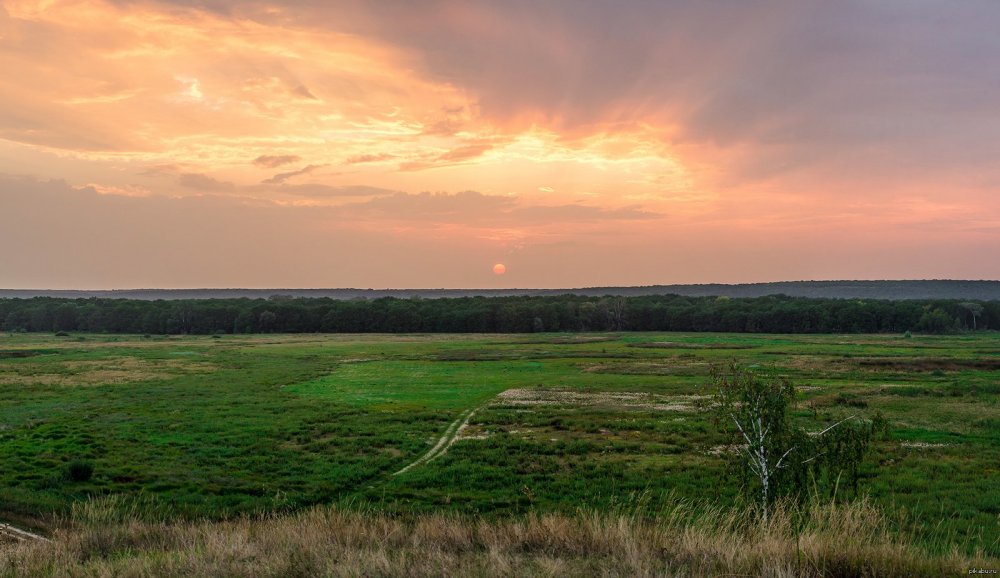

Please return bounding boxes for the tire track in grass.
[392,404,483,476]
[0,522,50,543]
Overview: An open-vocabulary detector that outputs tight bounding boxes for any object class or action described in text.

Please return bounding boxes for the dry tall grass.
[0,497,993,577]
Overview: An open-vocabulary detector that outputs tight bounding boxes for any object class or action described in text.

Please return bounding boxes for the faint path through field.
[0,522,49,543]
[392,404,483,476]
[390,386,700,476]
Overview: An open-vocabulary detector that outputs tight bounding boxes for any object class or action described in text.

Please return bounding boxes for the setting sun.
[1,0,998,289]
[0,3,996,573]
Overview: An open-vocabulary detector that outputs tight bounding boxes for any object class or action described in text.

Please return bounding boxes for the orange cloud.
[0,0,694,205]
[2,1,999,287]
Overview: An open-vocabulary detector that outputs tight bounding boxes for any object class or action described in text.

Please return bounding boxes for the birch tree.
[960,302,984,330]
[710,364,877,520]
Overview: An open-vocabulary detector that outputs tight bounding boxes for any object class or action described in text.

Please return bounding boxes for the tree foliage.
[0,294,994,335]
[709,364,879,518]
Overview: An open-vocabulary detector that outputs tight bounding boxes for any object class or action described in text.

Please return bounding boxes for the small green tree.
[916,308,958,334]
[258,310,277,333]
[709,364,877,519]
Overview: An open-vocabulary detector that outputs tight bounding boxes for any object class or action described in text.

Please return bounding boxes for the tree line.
[0,295,995,335]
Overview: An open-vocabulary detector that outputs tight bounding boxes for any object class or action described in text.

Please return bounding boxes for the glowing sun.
[492,263,506,275]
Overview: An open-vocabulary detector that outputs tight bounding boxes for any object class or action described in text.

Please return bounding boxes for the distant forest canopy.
[0,295,995,334]
[4,280,1000,301]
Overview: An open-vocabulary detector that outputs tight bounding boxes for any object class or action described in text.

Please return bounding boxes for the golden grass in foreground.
[1,498,993,577]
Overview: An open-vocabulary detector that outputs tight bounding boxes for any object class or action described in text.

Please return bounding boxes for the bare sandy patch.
[900,441,951,449]
[456,427,492,441]
[706,444,746,456]
[495,389,706,412]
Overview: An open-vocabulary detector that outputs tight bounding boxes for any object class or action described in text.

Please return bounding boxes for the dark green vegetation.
[6,279,1000,300]
[0,332,997,558]
[2,294,998,334]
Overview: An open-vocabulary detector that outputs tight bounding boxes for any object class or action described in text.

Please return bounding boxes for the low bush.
[64,460,94,483]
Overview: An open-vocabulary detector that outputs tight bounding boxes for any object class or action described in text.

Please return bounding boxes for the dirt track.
[392,405,483,476]
[0,522,49,543]
[392,388,703,476]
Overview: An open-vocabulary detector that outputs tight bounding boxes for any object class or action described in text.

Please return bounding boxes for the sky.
[2,0,1000,289]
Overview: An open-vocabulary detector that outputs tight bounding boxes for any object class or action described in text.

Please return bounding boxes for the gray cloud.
[0,174,441,288]
[201,0,1000,190]
[399,142,498,171]
[344,153,396,165]
[139,164,183,177]
[178,172,236,191]
[100,0,1000,192]
[164,169,396,198]
[356,191,515,218]
[512,204,657,223]
[439,144,492,162]
[274,183,398,198]
[0,175,661,289]
[176,171,391,198]
[253,155,302,168]
[291,84,317,100]
[262,164,323,185]
[339,190,659,224]
[6,173,999,288]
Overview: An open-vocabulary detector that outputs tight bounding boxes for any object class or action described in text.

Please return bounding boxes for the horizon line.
[3,279,999,293]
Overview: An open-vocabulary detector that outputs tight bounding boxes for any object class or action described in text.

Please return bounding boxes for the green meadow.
[0,332,997,555]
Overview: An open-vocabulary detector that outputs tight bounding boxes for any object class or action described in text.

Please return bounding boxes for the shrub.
[65,460,94,483]
[709,364,878,516]
[835,393,869,408]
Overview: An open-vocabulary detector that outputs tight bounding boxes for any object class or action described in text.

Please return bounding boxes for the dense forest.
[0,295,995,334]
[5,280,1000,301]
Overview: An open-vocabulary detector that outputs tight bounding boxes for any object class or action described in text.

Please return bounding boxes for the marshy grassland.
[0,332,998,574]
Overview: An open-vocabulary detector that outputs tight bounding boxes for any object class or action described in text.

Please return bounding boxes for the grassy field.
[0,332,998,558]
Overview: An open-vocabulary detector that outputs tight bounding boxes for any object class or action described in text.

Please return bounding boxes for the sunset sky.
[2,0,999,288]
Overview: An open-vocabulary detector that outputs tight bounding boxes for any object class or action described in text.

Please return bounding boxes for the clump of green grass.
[63,460,94,483]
